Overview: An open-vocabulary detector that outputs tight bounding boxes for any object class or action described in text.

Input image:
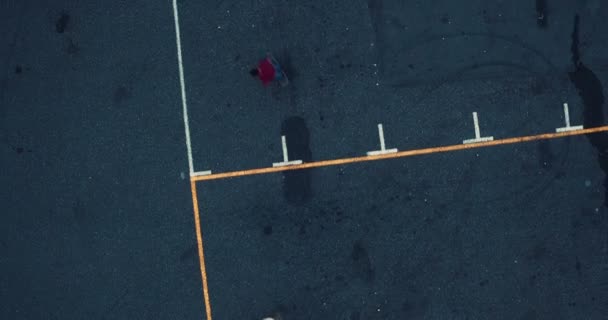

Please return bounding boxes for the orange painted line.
[189,180,213,320]
[192,125,608,182]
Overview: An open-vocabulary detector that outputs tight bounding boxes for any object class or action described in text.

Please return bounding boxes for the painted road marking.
[192,171,213,177]
[170,0,597,313]
[172,0,195,176]
[272,135,303,167]
[556,103,583,132]
[189,180,212,320]
[172,1,212,320]
[463,112,494,144]
[367,123,398,156]
[192,125,608,182]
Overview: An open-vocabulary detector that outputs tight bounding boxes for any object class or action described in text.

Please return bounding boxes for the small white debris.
[585,180,591,187]
[180,172,186,180]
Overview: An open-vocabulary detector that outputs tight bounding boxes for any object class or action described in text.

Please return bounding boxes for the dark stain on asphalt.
[568,14,608,207]
[65,37,79,55]
[12,146,31,154]
[113,86,131,104]
[179,243,197,263]
[280,117,313,205]
[537,140,554,169]
[55,11,70,33]
[2,137,32,155]
[536,0,547,28]
[575,256,582,277]
[401,294,430,319]
[351,240,374,283]
[263,225,273,236]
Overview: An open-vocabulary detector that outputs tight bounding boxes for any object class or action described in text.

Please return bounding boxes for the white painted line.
[273,136,302,167]
[367,123,398,156]
[473,112,481,139]
[463,136,494,144]
[281,135,288,162]
[555,103,583,132]
[563,103,571,127]
[172,0,194,175]
[367,148,398,156]
[556,125,584,133]
[463,112,493,144]
[378,124,386,150]
[272,160,304,167]
[191,170,213,177]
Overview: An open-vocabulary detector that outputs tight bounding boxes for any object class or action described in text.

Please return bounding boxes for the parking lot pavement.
[1,0,607,319]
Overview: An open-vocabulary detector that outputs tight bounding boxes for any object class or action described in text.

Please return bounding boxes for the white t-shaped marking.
[463,112,493,144]
[367,123,398,155]
[556,102,583,132]
[272,136,302,167]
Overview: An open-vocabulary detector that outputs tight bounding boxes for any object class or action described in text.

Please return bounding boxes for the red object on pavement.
[257,58,276,85]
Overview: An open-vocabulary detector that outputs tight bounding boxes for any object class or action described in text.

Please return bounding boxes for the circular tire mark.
[382,32,572,211]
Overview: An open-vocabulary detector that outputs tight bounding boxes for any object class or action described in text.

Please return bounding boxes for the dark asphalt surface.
[2,1,608,319]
